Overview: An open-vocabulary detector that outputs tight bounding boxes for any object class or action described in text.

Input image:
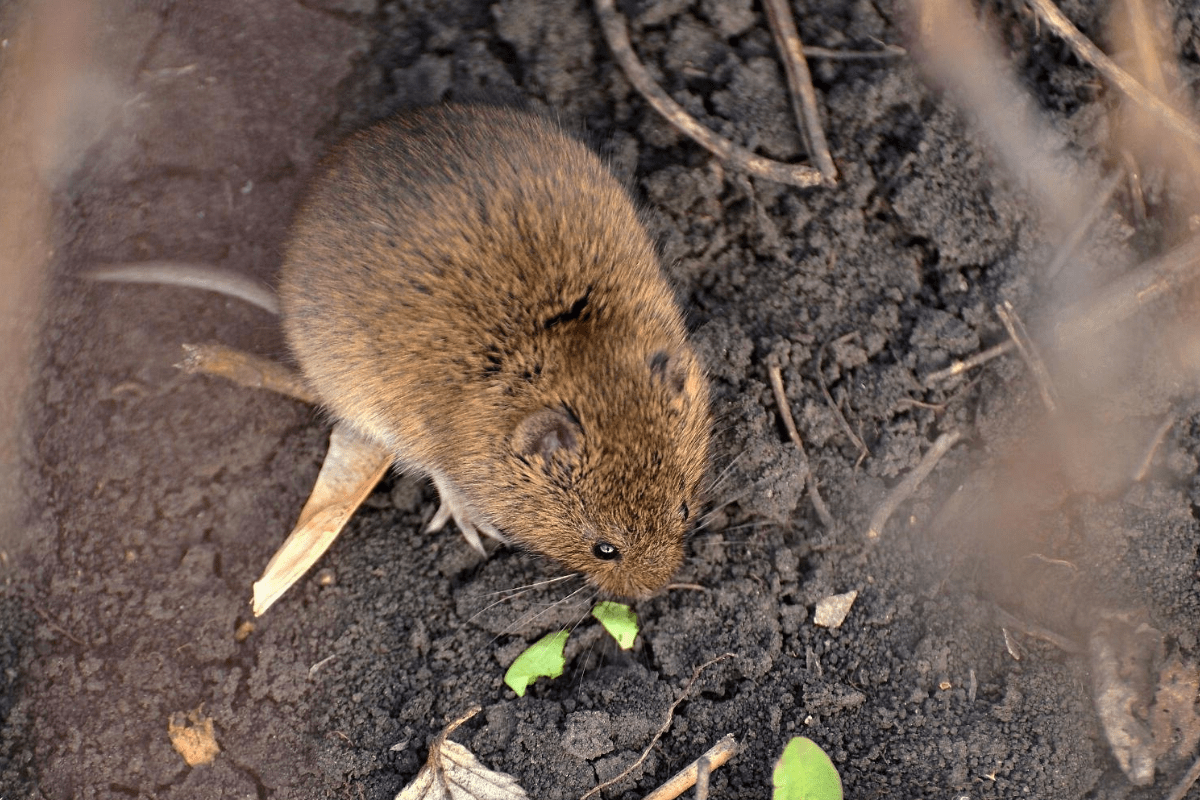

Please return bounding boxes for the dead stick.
[925,341,1016,384]
[32,604,86,646]
[639,735,737,800]
[994,301,1058,413]
[178,343,318,405]
[805,44,906,60]
[761,0,837,183]
[1131,414,1175,482]
[816,335,870,463]
[866,430,962,538]
[1024,0,1200,150]
[1045,169,1124,281]
[1164,749,1200,800]
[993,605,1082,654]
[767,364,835,528]
[1053,233,1200,347]
[581,653,735,800]
[694,756,711,800]
[592,0,823,188]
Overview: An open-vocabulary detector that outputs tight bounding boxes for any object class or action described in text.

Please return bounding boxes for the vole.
[96,104,712,599]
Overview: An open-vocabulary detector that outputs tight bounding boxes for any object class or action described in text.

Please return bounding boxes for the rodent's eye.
[679,502,690,521]
[592,541,620,561]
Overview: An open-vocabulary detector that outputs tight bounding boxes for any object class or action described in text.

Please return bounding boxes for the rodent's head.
[484,344,711,600]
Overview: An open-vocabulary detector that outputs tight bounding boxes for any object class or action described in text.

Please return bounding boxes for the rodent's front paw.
[425,474,507,556]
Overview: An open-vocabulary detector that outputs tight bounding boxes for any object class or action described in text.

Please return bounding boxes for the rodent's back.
[280,105,710,598]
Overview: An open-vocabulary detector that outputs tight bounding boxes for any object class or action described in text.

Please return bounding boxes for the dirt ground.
[3,0,1200,797]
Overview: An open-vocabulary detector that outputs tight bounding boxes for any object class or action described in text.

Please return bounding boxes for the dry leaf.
[1089,612,1163,786]
[168,708,219,766]
[252,422,391,615]
[1150,654,1200,760]
[396,706,529,800]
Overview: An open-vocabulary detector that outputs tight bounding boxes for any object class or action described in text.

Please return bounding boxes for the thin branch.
[1164,749,1200,800]
[925,341,1016,384]
[1132,414,1175,482]
[866,430,962,539]
[1024,0,1200,150]
[994,301,1058,413]
[593,0,823,188]
[804,43,906,60]
[993,605,1082,654]
[767,364,835,529]
[32,604,86,646]
[1053,233,1200,347]
[580,653,735,800]
[816,335,870,464]
[1045,169,1124,281]
[761,0,837,183]
[639,735,738,800]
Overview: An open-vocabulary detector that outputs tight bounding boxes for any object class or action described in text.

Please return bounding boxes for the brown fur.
[280,105,710,598]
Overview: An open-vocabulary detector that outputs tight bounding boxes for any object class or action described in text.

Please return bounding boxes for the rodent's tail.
[82,262,280,316]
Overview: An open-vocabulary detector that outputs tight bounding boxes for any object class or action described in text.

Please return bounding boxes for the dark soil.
[3,0,1200,797]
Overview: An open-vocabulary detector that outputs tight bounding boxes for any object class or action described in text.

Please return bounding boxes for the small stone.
[813,590,858,629]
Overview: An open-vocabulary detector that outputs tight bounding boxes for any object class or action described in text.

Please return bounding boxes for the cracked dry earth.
[3,0,1200,797]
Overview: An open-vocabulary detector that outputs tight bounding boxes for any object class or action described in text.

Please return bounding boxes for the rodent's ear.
[648,350,689,396]
[511,406,583,477]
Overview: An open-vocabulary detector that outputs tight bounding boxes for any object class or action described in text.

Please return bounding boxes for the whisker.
[495,581,593,639]
[695,492,744,527]
[467,587,537,624]
[466,573,577,599]
[703,451,745,496]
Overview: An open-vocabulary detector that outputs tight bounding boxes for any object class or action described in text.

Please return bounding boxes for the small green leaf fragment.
[591,601,639,649]
[772,736,843,800]
[504,630,569,697]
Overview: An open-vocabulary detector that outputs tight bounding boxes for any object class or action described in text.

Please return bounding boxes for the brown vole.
[280,104,710,599]
[90,104,711,599]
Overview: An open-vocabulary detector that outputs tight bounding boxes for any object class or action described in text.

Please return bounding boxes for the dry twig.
[935,233,1200,385]
[639,735,738,800]
[761,0,837,183]
[816,335,870,465]
[1024,0,1200,150]
[925,341,1016,384]
[694,756,711,800]
[1045,169,1124,281]
[767,364,835,529]
[805,44,906,60]
[1053,233,1200,347]
[592,0,823,188]
[994,301,1059,413]
[1132,414,1175,482]
[580,653,735,800]
[32,604,86,646]
[866,430,962,539]
[993,605,1082,654]
[1164,749,1200,800]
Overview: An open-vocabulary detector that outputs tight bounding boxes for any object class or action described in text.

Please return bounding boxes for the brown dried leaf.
[1089,612,1162,786]
[395,707,529,800]
[168,708,219,766]
[1150,654,1200,760]
[252,422,391,615]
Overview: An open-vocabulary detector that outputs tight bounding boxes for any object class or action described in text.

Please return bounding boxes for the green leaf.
[504,630,569,697]
[591,601,639,649]
[772,736,843,800]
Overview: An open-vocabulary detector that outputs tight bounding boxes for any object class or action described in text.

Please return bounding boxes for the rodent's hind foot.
[425,475,507,556]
